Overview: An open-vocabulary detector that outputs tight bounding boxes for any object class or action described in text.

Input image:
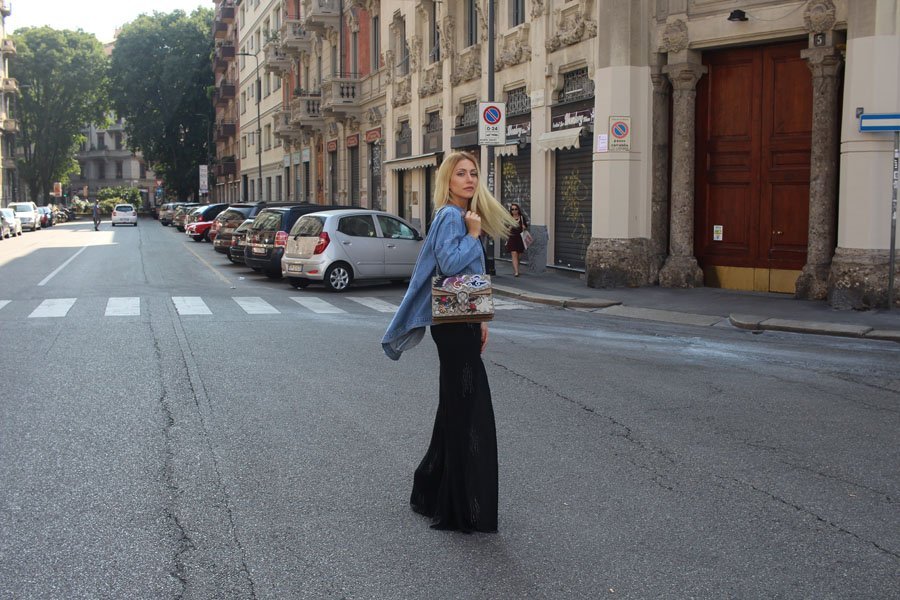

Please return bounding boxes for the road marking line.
[0,300,9,311]
[29,298,77,318]
[233,297,280,314]
[347,297,398,313]
[106,297,140,316]
[172,296,212,315]
[37,246,88,286]
[290,296,346,314]
[183,242,233,287]
[494,299,531,310]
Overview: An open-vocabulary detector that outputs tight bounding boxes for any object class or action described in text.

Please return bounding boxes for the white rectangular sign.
[478,102,507,146]
[199,165,208,194]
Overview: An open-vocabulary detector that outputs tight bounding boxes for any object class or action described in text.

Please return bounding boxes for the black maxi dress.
[410,322,498,533]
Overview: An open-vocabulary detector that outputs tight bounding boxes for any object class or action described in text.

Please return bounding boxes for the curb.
[729,314,900,343]
[493,285,620,309]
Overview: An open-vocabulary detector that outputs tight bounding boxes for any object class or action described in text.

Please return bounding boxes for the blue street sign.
[859,113,900,132]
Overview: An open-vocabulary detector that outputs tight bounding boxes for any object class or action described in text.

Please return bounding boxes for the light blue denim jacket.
[381,205,485,360]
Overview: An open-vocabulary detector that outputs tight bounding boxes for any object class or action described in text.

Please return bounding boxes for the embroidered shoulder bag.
[431,270,494,324]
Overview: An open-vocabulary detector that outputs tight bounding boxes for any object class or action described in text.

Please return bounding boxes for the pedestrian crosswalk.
[0,295,532,319]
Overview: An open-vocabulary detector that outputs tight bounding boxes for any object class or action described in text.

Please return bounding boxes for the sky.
[8,0,210,43]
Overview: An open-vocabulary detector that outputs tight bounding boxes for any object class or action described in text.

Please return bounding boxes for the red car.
[185,220,214,242]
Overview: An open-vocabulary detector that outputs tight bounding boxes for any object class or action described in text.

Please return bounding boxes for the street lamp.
[237,51,263,202]
[194,112,213,202]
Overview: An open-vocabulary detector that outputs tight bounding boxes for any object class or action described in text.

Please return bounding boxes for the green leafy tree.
[11,27,109,204]
[109,9,214,200]
[97,185,141,205]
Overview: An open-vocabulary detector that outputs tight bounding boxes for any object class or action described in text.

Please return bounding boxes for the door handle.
[342,241,352,245]
[386,244,396,248]
[772,230,783,236]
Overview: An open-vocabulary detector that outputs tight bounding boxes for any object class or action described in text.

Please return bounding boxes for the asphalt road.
[1,218,898,599]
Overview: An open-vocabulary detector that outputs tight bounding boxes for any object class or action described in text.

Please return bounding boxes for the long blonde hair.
[433,151,518,240]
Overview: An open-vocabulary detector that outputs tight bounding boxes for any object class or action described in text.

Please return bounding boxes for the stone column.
[659,61,706,288]
[795,43,843,299]
[650,68,671,280]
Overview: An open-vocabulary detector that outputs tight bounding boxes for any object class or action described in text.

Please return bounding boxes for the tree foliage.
[11,27,109,204]
[109,9,215,200]
[97,185,141,205]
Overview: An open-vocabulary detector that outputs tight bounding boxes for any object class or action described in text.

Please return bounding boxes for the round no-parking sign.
[478,102,507,145]
[608,116,632,151]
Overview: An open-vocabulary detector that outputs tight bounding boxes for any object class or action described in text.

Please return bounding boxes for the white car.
[8,201,40,231]
[111,204,138,226]
[281,209,423,291]
[0,208,22,237]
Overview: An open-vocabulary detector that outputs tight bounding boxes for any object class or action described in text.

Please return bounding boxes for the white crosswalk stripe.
[105,297,140,316]
[29,298,77,318]
[172,296,212,315]
[234,297,280,314]
[291,296,347,314]
[347,297,398,313]
[1,294,533,320]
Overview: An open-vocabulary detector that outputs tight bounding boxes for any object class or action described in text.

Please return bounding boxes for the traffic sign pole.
[889,131,898,310]
[859,113,900,310]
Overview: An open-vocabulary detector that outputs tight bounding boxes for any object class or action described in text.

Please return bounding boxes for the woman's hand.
[465,211,482,239]
[480,322,489,353]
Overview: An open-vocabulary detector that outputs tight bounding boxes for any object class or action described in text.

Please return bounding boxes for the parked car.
[0,212,8,239]
[36,206,54,228]
[159,202,178,226]
[183,203,228,241]
[1,208,23,237]
[244,204,354,278]
[111,204,138,226]
[282,209,423,291]
[9,201,40,231]
[212,202,299,253]
[173,203,201,231]
[227,218,255,264]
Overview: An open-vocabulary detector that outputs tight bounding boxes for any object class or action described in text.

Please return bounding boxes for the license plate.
[286,264,303,273]
[252,246,266,255]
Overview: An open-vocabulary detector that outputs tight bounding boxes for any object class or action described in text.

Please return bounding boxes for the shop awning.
[493,144,519,157]
[537,127,583,153]
[383,152,441,171]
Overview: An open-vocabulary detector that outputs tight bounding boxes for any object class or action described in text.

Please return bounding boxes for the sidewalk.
[491,260,900,343]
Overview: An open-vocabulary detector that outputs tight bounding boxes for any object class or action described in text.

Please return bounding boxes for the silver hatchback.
[281,209,423,291]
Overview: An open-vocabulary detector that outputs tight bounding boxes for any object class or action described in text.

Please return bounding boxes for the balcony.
[263,42,292,76]
[1,39,16,57]
[215,157,237,178]
[1,78,19,95]
[217,3,235,24]
[273,110,301,142]
[321,75,362,118]
[216,122,237,141]
[2,118,19,134]
[290,90,324,130]
[213,21,229,40]
[216,80,236,104]
[280,20,313,57]
[216,43,235,60]
[300,0,340,33]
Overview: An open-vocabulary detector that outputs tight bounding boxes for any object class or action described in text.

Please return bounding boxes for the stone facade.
[0,0,16,206]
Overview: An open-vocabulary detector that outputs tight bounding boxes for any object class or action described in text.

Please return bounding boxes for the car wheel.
[289,278,310,289]
[192,234,204,242]
[133,223,138,227]
[250,266,262,272]
[324,263,352,292]
[264,270,282,279]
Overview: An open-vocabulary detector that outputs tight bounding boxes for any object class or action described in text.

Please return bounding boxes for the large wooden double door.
[695,41,813,292]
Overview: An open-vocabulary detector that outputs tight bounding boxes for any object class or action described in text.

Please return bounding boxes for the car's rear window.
[10,204,31,213]
[219,208,251,221]
[290,215,325,236]
[115,205,134,211]
[251,211,284,231]
[234,219,254,233]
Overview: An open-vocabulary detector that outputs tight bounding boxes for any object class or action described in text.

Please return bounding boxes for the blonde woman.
[382,151,516,532]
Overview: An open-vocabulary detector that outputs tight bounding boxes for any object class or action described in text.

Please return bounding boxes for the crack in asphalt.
[720,474,900,561]
[167,304,259,600]
[490,359,679,492]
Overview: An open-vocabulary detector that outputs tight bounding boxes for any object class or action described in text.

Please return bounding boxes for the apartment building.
[0,0,18,206]
[228,0,899,309]
[74,116,155,205]
[213,0,241,203]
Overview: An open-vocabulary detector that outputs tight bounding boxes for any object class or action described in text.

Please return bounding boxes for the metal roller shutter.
[349,146,360,206]
[499,152,531,258]
[553,144,592,270]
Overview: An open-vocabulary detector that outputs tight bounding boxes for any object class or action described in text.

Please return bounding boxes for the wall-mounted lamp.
[727,9,749,22]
